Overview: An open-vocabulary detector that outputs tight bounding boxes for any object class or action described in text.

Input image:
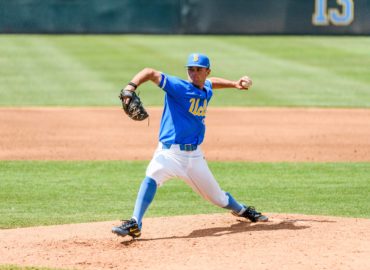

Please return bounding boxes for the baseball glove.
[119,89,149,121]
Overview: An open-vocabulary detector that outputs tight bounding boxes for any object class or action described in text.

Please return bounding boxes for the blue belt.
[161,143,198,151]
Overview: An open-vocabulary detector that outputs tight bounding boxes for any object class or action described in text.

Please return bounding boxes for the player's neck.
[191,82,205,89]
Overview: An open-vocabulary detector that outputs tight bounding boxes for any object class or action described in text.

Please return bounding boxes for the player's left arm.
[123,68,162,92]
[209,76,252,90]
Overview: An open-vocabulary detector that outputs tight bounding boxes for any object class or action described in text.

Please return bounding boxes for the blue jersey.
[158,73,213,145]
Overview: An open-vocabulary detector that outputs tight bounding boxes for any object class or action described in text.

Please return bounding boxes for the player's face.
[187,66,210,88]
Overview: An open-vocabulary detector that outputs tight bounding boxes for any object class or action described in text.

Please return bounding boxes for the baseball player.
[112,53,268,238]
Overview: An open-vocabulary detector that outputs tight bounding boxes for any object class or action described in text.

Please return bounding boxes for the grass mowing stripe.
[0,35,369,107]
[1,36,117,106]
[0,161,369,228]
[217,37,370,107]
[39,37,117,105]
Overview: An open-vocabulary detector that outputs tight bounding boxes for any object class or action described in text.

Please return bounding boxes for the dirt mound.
[1,213,369,270]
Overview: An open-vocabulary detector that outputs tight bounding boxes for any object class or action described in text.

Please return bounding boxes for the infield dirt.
[0,107,369,270]
[1,107,370,161]
[1,214,369,270]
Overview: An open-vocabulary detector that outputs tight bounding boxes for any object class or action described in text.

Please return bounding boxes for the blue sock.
[223,192,245,214]
[132,176,157,228]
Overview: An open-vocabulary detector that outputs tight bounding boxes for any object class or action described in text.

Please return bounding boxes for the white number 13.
[312,0,354,26]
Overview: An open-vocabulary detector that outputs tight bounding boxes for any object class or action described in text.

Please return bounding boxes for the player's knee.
[144,175,160,186]
[145,171,170,187]
[143,176,158,186]
[209,193,229,208]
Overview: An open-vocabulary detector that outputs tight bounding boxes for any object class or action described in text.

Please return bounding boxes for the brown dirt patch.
[1,214,369,270]
[1,107,370,161]
[1,107,369,270]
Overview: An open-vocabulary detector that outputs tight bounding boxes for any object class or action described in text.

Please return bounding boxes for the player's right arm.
[209,76,252,90]
[123,68,162,91]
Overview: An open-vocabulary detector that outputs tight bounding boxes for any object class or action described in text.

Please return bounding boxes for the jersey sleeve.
[158,73,187,98]
[158,73,168,90]
[205,79,212,89]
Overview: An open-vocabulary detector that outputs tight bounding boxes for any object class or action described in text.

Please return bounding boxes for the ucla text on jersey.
[158,73,213,145]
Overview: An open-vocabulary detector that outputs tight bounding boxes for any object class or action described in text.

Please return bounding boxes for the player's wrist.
[128,82,138,89]
[124,82,137,91]
[234,81,241,89]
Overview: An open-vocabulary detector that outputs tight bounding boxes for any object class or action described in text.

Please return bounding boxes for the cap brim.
[185,64,209,68]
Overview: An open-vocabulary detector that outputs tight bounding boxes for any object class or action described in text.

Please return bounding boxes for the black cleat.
[112,218,141,238]
[233,206,269,222]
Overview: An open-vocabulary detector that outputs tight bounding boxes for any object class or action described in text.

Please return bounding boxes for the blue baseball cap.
[186,53,210,68]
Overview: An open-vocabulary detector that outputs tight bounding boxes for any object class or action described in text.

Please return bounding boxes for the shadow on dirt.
[122,219,312,244]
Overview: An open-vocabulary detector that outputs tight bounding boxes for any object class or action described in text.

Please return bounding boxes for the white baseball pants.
[146,143,229,208]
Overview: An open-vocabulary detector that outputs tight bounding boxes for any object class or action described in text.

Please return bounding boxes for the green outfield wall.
[0,0,369,34]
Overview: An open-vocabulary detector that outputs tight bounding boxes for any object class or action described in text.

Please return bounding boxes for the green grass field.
[0,35,369,234]
[1,34,369,270]
[1,35,370,107]
[1,161,369,229]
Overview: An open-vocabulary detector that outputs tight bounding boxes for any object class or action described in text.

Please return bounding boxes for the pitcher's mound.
[1,213,369,270]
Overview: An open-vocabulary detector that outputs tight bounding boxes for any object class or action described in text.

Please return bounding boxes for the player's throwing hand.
[238,76,253,90]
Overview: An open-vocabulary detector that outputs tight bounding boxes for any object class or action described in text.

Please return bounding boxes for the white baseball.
[241,81,250,88]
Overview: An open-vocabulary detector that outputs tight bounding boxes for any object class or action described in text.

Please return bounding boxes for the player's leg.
[131,176,157,227]
[111,175,159,238]
[186,153,268,222]
[112,146,181,237]
[134,148,188,224]
[185,155,243,211]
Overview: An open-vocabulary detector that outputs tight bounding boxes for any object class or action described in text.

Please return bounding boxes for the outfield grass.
[0,35,369,107]
[0,161,369,229]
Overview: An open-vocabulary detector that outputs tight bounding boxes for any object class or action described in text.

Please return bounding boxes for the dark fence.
[0,0,369,34]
